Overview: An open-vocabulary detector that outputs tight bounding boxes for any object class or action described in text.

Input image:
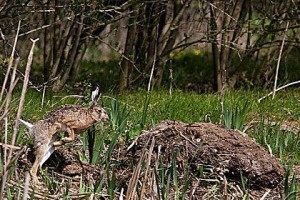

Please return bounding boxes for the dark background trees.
[0,0,300,92]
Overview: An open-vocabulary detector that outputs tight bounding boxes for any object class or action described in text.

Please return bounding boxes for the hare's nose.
[101,113,109,122]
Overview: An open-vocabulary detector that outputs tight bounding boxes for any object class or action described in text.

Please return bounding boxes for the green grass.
[101,88,300,128]
[10,87,300,160]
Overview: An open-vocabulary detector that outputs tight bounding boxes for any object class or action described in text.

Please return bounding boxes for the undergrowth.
[1,88,300,199]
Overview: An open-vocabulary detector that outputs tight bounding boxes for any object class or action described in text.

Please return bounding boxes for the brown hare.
[19,87,109,184]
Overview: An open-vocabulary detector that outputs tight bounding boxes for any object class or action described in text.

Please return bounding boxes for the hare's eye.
[95,107,102,113]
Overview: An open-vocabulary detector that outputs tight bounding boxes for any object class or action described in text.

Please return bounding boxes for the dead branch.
[272,21,289,99]
[258,80,300,102]
[0,143,21,150]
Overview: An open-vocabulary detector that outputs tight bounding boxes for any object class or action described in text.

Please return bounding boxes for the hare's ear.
[96,92,102,103]
[98,92,102,101]
[91,86,100,102]
[90,92,102,108]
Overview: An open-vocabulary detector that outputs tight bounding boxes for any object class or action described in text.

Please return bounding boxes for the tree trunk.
[71,38,89,82]
[52,16,85,92]
[50,17,74,80]
[209,0,222,92]
[118,12,137,92]
[153,0,190,87]
[43,1,52,82]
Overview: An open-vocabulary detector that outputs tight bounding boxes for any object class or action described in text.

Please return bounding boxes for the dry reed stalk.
[140,137,155,199]
[3,117,8,172]
[126,137,151,199]
[260,189,271,200]
[0,109,10,121]
[0,21,21,103]
[7,179,62,199]
[0,143,21,150]
[17,188,21,200]
[0,30,21,199]
[147,24,158,93]
[0,38,39,199]
[5,58,19,109]
[150,170,157,199]
[0,77,19,112]
[151,145,161,199]
[22,172,30,200]
[223,175,228,200]
[8,38,39,157]
[2,59,20,177]
[0,146,27,180]
[41,85,46,107]
[119,188,124,200]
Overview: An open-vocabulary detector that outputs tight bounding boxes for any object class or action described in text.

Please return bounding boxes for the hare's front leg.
[60,126,75,143]
[52,123,74,145]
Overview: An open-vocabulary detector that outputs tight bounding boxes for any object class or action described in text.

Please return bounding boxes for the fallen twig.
[260,189,271,200]
[179,132,198,148]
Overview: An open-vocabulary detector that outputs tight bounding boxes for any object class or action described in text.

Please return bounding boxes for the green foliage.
[110,98,130,133]
[284,166,299,200]
[5,188,12,200]
[41,170,59,194]
[80,125,106,164]
[164,49,214,89]
[79,175,88,193]
[157,156,171,199]
[140,94,150,129]
[252,117,300,163]
[171,151,179,198]
[281,48,300,83]
[81,131,89,162]
[104,98,130,163]
[90,128,106,164]
[222,96,250,130]
[107,168,117,200]
[240,171,250,200]
[78,60,119,90]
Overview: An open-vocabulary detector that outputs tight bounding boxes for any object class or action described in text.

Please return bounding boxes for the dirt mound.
[130,120,284,188]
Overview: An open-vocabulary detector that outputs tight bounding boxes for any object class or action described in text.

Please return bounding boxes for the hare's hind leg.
[30,143,48,185]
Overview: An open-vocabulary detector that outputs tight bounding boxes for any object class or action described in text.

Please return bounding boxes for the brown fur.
[23,102,109,184]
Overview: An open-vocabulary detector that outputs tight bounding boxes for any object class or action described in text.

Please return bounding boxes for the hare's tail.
[19,119,34,136]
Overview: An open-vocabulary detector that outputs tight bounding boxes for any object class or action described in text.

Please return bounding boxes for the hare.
[19,88,109,184]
